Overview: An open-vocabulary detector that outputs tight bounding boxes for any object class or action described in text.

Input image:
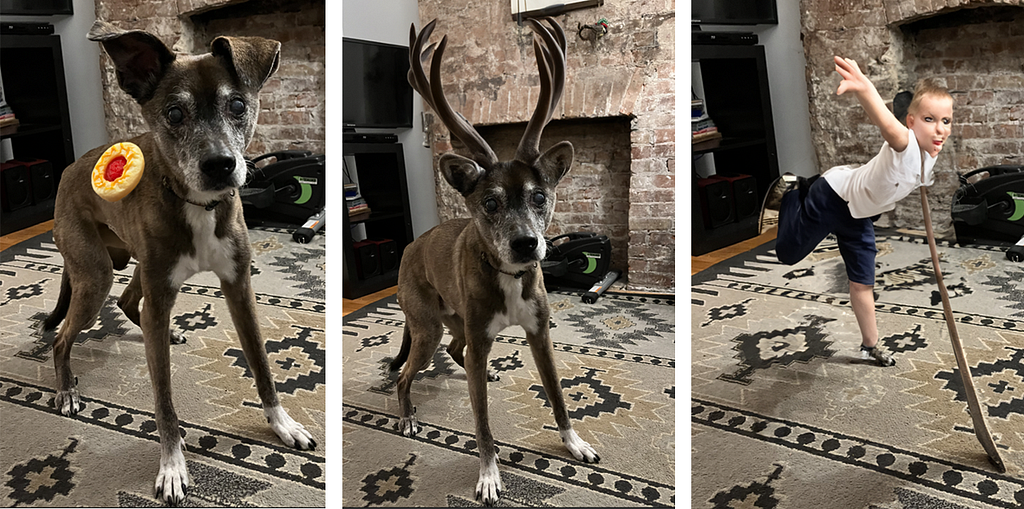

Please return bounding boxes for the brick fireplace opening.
[417,2,675,292]
[95,0,325,157]
[801,1,1023,233]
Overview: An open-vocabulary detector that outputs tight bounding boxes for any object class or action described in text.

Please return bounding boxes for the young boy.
[760,56,954,366]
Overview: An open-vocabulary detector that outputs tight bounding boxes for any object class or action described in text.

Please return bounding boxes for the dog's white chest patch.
[169,207,237,287]
[486,276,538,338]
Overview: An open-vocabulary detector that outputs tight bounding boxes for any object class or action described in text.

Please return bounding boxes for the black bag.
[541,232,612,289]
[951,165,1024,246]
[241,150,325,225]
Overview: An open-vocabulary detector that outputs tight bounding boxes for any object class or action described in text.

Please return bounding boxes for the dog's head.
[88,21,280,203]
[440,143,572,268]
[409,18,573,270]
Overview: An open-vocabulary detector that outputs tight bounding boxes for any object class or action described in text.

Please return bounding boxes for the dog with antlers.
[388,17,600,505]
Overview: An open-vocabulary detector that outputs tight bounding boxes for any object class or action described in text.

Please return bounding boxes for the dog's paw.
[561,428,600,463]
[475,461,503,506]
[264,405,316,450]
[397,416,421,437]
[55,389,81,416]
[169,330,187,345]
[154,439,189,506]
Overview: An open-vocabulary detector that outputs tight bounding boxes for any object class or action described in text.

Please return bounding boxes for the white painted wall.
[692,0,818,178]
[0,0,108,159]
[341,0,439,237]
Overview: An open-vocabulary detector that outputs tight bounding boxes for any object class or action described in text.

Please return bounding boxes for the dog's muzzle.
[200,154,239,190]
[510,235,541,263]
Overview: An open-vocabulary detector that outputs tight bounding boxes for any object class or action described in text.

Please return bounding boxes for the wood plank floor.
[0,220,54,252]
[691,228,776,275]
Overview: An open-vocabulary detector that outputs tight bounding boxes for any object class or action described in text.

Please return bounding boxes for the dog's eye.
[532,192,546,207]
[167,107,183,124]
[229,98,246,116]
[484,198,498,213]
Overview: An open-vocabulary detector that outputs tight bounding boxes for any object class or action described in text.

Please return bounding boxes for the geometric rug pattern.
[0,227,325,507]
[692,233,1024,509]
[344,291,675,507]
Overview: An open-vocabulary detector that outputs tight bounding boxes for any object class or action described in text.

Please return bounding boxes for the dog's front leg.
[139,274,189,505]
[220,270,316,450]
[526,326,600,464]
[464,333,503,505]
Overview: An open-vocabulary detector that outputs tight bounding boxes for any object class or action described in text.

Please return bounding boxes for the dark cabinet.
[692,44,779,255]
[0,34,75,235]
[342,142,414,299]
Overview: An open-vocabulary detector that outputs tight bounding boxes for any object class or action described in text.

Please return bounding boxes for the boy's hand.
[834,56,874,97]
[832,55,909,152]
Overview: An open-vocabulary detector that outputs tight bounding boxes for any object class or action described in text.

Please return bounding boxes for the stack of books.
[346,183,371,221]
[691,99,721,144]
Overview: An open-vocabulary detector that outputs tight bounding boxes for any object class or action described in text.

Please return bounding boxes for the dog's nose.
[510,236,538,257]
[200,155,236,179]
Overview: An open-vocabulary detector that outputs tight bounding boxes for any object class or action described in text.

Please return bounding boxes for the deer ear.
[88,20,175,104]
[439,153,485,197]
[536,141,573,186]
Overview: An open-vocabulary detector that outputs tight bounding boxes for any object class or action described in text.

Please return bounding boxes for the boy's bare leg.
[850,281,894,365]
[849,281,878,347]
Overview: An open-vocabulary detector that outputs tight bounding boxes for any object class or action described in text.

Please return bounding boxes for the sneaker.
[758,173,798,235]
[860,345,896,367]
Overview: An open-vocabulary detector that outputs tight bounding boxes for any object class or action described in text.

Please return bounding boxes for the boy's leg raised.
[775,176,835,265]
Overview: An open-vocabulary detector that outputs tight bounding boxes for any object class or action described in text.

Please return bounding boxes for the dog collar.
[480,252,533,279]
[162,176,234,211]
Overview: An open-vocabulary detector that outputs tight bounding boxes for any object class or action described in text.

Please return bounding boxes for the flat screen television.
[343,38,413,129]
[692,0,778,25]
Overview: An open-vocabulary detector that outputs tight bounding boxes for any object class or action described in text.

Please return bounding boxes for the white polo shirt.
[822,128,937,219]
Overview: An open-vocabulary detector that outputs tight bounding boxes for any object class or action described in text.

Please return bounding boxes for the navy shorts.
[775,176,878,286]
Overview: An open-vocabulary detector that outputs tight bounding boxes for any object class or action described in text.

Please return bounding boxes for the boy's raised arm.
[834,56,909,152]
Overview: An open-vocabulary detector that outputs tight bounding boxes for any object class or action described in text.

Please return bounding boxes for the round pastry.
[92,142,144,202]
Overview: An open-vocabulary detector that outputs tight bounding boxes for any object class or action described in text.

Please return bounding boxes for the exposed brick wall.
[93,0,325,156]
[417,1,675,292]
[801,0,1023,234]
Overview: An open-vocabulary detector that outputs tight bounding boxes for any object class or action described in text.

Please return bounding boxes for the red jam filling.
[105,156,127,182]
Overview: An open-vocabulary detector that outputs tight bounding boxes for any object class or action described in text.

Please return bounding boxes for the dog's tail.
[42,271,72,331]
[388,326,412,372]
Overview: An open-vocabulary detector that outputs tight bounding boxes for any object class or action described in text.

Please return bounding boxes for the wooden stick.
[919,186,1006,473]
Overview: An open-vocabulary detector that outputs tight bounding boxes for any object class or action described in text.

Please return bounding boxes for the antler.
[516,17,567,164]
[409,20,499,170]
[408,17,568,169]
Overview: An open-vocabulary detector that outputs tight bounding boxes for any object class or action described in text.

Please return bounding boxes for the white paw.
[264,405,316,450]
[154,438,189,505]
[55,389,81,416]
[560,428,600,463]
[397,416,420,436]
[475,460,503,506]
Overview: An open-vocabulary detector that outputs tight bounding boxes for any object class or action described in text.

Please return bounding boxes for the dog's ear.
[211,36,281,91]
[88,20,175,104]
[439,153,485,197]
[535,141,573,187]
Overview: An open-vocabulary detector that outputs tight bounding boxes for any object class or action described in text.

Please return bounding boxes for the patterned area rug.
[343,291,676,507]
[0,227,325,507]
[692,233,1024,508]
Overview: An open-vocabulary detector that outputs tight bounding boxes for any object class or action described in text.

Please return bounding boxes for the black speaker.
[19,159,55,204]
[698,177,734,228]
[372,239,399,272]
[1,161,31,212]
[353,240,381,279]
[716,174,758,219]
